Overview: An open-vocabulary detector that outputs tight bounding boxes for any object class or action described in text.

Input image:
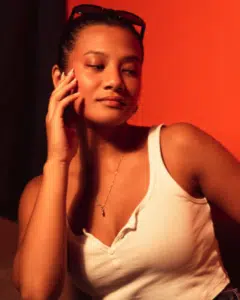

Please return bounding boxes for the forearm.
[17,160,69,299]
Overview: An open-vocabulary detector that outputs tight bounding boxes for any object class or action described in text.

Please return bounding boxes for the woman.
[12,4,240,300]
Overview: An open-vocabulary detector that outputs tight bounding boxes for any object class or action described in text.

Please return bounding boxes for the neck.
[85,121,132,155]
[69,122,137,175]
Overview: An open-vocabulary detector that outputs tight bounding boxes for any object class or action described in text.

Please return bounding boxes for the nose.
[103,67,125,93]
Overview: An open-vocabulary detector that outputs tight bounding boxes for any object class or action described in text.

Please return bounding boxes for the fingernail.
[68,69,74,76]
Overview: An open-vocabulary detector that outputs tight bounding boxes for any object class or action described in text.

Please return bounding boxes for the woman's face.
[67,24,143,126]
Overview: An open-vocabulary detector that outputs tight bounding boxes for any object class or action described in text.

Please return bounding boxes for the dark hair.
[57,14,144,71]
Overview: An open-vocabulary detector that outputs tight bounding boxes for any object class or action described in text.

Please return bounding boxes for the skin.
[68,25,142,124]
[53,25,142,130]
[50,24,240,247]
[51,24,150,245]
[52,24,146,174]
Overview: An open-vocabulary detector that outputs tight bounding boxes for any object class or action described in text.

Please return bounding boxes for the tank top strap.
[147,124,165,174]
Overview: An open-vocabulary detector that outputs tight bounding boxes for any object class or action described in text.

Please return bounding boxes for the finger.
[50,69,74,100]
[47,92,80,122]
[60,72,65,82]
[53,78,78,101]
[47,68,76,116]
[48,78,78,115]
[53,69,75,94]
[55,92,81,118]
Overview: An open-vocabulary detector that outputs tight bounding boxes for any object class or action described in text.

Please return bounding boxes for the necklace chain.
[96,154,124,217]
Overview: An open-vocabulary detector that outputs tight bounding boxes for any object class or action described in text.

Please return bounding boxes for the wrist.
[44,159,70,172]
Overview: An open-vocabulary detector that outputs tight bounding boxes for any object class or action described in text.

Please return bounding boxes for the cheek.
[72,71,100,114]
[75,70,99,97]
[125,70,142,96]
[127,78,141,100]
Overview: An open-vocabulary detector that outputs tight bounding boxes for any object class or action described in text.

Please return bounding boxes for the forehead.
[72,24,142,59]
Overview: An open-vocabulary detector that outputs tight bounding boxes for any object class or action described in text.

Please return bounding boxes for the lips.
[97,97,126,106]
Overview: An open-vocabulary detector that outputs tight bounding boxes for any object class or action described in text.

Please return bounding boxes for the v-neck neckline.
[67,125,160,250]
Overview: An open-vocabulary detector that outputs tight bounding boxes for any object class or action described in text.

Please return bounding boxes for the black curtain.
[0,0,66,222]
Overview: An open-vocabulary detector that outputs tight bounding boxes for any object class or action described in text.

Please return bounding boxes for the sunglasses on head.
[69,4,146,40]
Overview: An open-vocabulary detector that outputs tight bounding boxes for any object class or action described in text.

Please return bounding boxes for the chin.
[84,111,132,128]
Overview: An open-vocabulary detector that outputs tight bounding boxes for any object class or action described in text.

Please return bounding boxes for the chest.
[67,178,214,297]
[66,148,149,247]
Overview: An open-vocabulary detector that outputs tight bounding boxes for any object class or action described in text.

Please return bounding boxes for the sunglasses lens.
[70,5,145,39]
[117,11,145,37]
[72,5,103,17]
[117,11,145,26]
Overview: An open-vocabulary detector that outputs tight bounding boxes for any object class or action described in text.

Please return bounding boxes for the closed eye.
[122,69,138,77]
[87,64,105,71]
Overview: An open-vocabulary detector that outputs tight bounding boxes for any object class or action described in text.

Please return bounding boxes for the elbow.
[19,277,64,300]
[11,257,65,300]
[20,289,62,300]
[17,285,47,300]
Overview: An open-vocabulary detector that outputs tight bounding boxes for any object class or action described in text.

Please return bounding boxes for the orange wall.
[67,0,240,158]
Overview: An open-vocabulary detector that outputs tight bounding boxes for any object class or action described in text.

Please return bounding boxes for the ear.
[52,65,62,88]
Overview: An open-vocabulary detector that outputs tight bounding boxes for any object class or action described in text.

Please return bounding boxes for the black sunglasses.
[69,4,146,40]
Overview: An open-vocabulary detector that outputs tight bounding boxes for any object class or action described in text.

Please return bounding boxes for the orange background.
[67,0,240,158]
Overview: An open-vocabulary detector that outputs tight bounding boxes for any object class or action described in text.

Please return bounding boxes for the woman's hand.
[45,69,82,164]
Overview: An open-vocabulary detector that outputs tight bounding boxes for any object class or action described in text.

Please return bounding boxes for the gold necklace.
[96,154,124,217]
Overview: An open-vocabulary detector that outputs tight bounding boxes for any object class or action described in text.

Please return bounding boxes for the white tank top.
[67,124,230,299]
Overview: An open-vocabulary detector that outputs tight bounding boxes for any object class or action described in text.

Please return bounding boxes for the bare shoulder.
[17,175,43,247]
[161,121,237,165]
[159,122,208,197]
[160,121,210,163]
[161,122,212,146]
[21,175,43,194]
[159,121,239,197]
[160,121,229,162]
[161,122,240,222]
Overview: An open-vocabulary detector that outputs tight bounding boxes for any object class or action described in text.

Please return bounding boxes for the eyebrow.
[122,55,141,63]
[83,51,106,57]
[83,51,141,63]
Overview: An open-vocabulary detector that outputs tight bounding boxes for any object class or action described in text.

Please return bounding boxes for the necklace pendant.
[96,154,124,218]
[101,207,105,217]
